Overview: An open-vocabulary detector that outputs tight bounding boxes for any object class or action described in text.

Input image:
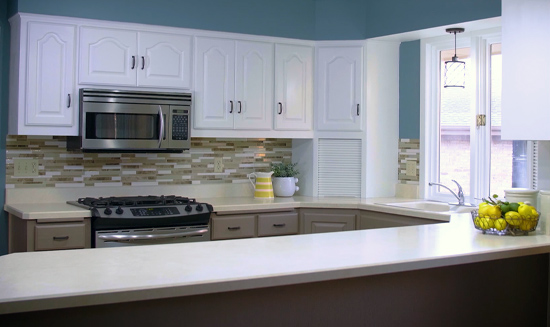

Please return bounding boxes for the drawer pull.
[273,223,286,228]
[227,226,241,231]
[53,236,70,241]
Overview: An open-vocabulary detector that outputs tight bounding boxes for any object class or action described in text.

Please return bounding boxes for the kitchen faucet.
[428,180,465,206]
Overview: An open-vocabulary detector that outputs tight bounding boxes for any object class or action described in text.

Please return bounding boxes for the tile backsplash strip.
[5,136,292,188]
[398,138,420,184]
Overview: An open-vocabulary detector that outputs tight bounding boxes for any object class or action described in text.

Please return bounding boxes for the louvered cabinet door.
[317,139,362,197]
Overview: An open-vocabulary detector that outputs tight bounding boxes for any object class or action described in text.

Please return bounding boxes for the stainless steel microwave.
[67,89,191,152]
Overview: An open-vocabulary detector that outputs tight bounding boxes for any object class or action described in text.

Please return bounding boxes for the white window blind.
[317,138,362,197]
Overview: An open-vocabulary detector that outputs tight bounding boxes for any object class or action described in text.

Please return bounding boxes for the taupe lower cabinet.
[299,209,357,234]
[357,210,440,230]
[211,210,299,240]
[8,214,91,253]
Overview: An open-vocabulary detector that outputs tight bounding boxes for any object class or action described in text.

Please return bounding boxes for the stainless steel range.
[68,195,213,248]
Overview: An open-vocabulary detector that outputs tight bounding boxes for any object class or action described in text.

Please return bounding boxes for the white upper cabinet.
[274,44,313,131]
[79,27,192,89]
[501,0,550,140]
[316,46,363,131]
[194,36,273,130]
[9,17,77,135]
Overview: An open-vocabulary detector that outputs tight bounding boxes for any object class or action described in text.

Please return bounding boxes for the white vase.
[272,177,299,197]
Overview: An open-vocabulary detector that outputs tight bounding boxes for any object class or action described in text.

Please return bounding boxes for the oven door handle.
[158,105,165,148]
[98,229,209,242]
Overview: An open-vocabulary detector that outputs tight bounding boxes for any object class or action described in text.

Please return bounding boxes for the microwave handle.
[158,105,165,148]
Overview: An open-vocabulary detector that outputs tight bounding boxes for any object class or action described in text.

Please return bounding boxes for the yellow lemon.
[518,204,537,218]
[494,218,507,231]
[520,219,532,231]
[505,211,521,226]
[474,217,482,228]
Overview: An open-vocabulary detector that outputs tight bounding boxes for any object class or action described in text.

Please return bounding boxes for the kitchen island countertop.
[2,196,550,315]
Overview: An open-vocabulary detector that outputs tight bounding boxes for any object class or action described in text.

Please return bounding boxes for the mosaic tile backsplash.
[5,136,292,188]
[398,138,420,184]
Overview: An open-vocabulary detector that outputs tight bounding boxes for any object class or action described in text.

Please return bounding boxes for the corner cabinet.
[194,37,274,131]
[299,208,357,234]
[274,44,313,131]
[316,46,363,131]
[79,26,192,89]
[9,17,78,135]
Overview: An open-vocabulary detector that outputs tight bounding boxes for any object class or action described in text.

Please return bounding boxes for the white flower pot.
[272,177,299,197]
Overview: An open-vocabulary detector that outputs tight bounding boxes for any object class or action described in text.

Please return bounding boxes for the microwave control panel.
[171,109,189,141]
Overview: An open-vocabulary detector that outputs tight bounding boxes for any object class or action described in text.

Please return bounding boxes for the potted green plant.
[271,162,300,197]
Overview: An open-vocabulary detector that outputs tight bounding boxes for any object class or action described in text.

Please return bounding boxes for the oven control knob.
[116,206,124,215]
[104,207,112,215]
[196,204,203,211]
[185,204,193,212]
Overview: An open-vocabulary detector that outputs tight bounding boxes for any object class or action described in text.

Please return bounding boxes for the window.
[421,30,536,204]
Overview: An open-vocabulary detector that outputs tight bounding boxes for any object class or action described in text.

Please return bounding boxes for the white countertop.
[4,196,455,221]
[2,196,550,315]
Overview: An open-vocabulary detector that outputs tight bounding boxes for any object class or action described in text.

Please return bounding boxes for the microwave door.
[82,103,167,150]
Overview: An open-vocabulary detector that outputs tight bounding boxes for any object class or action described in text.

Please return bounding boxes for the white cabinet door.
[316,46,363,131]
[234,41,273,130]
[274,44,313,131]
[501,0,550,140]
[79,26,137,86]
[194,37,235,129]
[137,32,192,89]
[25,21,76,130]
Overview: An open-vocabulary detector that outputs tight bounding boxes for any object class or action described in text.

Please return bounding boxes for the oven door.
[95,225,210,248]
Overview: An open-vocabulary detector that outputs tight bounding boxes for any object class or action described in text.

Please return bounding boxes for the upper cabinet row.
[9,14,363,136]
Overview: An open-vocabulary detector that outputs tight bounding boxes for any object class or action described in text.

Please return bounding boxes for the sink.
[381,201,477,213]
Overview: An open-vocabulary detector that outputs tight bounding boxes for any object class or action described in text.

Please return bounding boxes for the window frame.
[420,27,535,203]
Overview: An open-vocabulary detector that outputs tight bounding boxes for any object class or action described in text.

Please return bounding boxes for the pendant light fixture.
[444,27,465,88]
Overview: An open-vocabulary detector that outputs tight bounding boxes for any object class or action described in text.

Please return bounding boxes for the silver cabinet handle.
[98,229,208,242]
[357,104,360,116]
[53,236,69,241]
[158,105,164,148]
[141,56,145,70]
[131,55,136,69]
[67,94,71,108]
[278,102,283,114]
[227,226,241,231]
[238,101,242,113]
[229,100,234,113]
[273,223,286,228]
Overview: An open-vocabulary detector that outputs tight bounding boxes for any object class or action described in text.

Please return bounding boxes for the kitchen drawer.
[211,214,256,240]
[34,222,87,251]
[257,211,298,237]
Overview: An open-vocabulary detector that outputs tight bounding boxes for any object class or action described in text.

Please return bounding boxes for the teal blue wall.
[0,0,501,255]
[399,40,421,139]
[1,0,12,255]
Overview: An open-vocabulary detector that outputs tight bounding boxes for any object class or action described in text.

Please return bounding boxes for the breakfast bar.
[1,197,550,326]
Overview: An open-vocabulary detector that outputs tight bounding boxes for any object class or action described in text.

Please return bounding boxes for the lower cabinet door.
[211,214,256,240]
[257,211,298,237]
[357,211,441,230]
[34,222,86,251]
[300,209,357,234]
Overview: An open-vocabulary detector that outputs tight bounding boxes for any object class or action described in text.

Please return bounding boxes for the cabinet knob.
[131,55,136,69]
[227,226,241,231]
[357,104,360,116]
[53,236,69,241]
[229,101,234,113]
[141,56,145,70]
[238,101,242,113]
[273,223,286,228]
[278,102,283,114]
[67,94,71,108]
